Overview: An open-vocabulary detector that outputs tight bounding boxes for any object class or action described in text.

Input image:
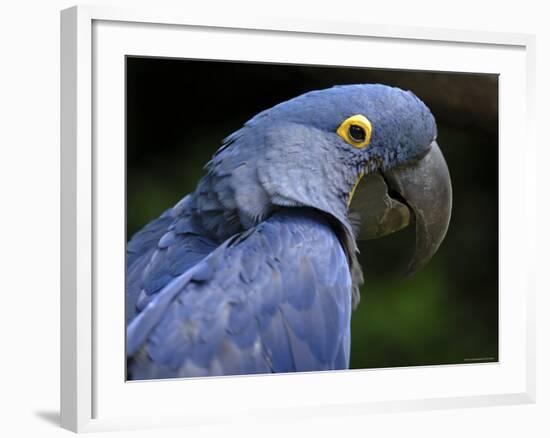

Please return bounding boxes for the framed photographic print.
[60,5,536,432]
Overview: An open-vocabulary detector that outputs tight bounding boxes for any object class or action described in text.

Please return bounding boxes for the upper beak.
[349,141,452,276]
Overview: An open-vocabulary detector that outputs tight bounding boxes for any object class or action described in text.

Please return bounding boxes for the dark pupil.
[348,124,365,142]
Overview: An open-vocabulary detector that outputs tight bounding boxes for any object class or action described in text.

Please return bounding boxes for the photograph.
[125,57,499,380]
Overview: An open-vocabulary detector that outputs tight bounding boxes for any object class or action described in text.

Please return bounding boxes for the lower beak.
[349,141,452,276]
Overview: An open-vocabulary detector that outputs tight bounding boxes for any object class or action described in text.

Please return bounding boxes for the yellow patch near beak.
[347,171,365,208]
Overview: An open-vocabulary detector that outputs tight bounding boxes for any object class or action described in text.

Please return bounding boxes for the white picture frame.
[60,4,536,433]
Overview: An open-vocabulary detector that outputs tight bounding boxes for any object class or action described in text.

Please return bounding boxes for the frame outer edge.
[77,4,532,47]
[59,4,536,431]
[60,6,78,432]
[61,5,93,432]
[524,34,537,404]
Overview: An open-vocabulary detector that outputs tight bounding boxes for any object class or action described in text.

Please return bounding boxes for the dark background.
[126,57,499,369]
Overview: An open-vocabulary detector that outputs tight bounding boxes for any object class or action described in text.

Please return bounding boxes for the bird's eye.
[348,125,366,142]
[336,114,372,149]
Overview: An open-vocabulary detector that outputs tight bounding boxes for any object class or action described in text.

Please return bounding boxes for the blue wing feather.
[126,204,219,323]
[127,208,352,379]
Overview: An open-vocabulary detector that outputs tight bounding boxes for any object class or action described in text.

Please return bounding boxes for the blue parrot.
[126,83,452,379]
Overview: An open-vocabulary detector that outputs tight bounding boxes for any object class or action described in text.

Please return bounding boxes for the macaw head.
[206,83,452,277]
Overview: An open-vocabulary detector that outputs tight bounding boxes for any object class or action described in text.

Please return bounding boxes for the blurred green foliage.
[126,58,498,369]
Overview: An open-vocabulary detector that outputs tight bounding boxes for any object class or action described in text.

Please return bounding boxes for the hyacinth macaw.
[126,83,452,379]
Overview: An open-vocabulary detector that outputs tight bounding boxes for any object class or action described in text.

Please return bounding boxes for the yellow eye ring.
[336,114,372,149]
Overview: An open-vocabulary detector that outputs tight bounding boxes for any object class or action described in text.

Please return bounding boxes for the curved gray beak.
[350,141,452,276]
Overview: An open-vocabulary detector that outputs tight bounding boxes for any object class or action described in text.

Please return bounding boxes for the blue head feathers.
[246,83,437,169]
[196,84,437,242]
